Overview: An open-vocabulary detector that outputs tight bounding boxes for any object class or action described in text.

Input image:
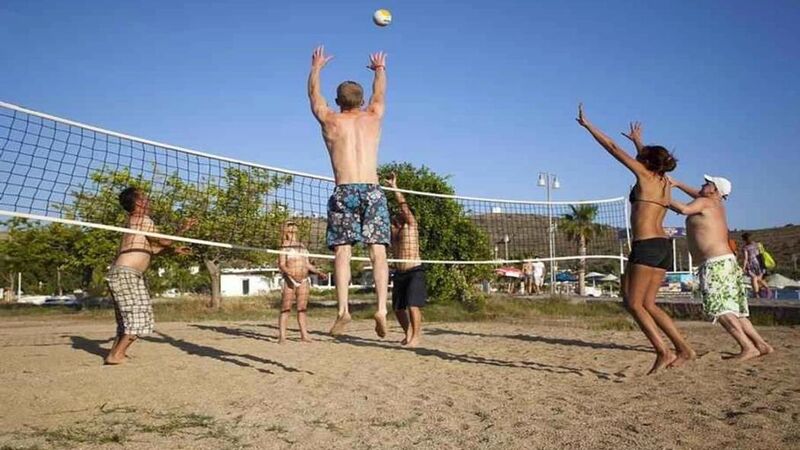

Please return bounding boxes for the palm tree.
[561,205,602,296]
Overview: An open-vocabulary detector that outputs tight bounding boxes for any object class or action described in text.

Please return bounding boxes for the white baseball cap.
[704,175,732,197]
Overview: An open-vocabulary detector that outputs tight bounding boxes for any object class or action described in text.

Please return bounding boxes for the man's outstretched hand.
[384,171,398,189]
[367,51,387,71]
[311,46,333,71]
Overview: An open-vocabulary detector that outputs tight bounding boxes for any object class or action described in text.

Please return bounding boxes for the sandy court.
[1,317,799,449]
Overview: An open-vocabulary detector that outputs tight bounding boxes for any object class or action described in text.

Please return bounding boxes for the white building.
[220,267,282,297]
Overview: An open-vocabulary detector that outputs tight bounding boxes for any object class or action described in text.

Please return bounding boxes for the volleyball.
[373,9,392,27]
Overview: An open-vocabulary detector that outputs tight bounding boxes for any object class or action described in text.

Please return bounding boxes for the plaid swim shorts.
[326,183,390,249]
[106,265,154,336]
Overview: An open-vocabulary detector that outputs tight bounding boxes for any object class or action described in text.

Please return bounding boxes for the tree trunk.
[578,235,587,297]
[204,259,222,309]
[57,266,63,296]
[3,274,14,302]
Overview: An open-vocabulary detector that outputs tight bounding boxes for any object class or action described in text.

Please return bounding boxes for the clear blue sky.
[2,0,798,229]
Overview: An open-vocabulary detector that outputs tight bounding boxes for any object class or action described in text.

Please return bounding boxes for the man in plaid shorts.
[104,187,195,365]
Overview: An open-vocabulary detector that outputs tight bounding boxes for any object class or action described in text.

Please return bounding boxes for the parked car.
[42,295,80,307]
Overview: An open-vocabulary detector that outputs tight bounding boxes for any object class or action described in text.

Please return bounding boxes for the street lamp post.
[503,234,510,260]
[538,172,560,295]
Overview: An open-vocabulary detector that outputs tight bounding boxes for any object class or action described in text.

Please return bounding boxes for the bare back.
[685,199,732,263]
[630,173,670,240]
[319,111,382,185]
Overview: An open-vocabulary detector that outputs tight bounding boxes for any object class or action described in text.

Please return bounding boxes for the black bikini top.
[629,177,670,209]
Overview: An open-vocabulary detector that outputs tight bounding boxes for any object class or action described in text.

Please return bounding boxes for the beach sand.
[0,317,798,449]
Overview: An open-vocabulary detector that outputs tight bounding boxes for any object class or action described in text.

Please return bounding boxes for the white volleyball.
[373,9,392,27]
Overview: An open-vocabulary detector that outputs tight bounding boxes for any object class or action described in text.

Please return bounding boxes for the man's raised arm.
[669,177,702,199]
[669,197,710,216]
[385,172,416,227]
[367,51,387,117]
[308,46,333,123]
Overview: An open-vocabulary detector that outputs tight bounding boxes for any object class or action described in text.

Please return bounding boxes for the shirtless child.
[277,221,327,343]
[385,173,427,347]
[105,187,194,365]
[308,46,390,337]
[670,175,773,361]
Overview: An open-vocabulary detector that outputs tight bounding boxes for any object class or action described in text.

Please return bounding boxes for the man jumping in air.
[308,46,390,337]
[670,175,773,361]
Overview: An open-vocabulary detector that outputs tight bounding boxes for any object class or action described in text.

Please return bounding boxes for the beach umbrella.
[766,273,800,289]
[600,274,619,282]
[585,272,606,279]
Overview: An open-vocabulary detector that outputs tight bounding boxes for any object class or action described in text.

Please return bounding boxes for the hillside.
[731,225,800,277]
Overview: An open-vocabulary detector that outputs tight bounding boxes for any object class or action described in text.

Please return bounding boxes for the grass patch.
[31,426,127,446]
[11,405,242,449]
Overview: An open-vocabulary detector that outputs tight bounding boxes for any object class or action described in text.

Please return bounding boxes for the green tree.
[0,218,85,299]
[560,204,602,296]
[62,166,292,308]
[377,162,492,307]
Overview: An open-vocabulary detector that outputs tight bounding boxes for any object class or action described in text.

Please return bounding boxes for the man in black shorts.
[386,173,427,347]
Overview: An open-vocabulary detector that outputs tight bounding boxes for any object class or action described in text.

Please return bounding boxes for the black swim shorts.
[629,237,673,271]
[392,265,427,310]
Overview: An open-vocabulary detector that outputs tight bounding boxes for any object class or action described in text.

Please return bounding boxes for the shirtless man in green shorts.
[670,175,773,361]
[308,46,390,337]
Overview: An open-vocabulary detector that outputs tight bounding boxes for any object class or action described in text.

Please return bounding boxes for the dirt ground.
[0,317,799,450]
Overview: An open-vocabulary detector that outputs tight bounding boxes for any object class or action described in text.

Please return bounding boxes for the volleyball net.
[0,100,629,266]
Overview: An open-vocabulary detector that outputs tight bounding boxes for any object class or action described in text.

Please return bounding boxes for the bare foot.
[757,343,774,356]
[404,337,421,348]
[733,348,761,361]
[278,337,287,345]
[300,336,313,343]
[104,355,126,365]
[374,313,388,338]
[667,349,697,369]
[329,314,352,336]
[400,337,409,345]
[647,351,677,375]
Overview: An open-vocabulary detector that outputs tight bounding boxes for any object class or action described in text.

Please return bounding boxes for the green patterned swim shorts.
[697,254,749,321]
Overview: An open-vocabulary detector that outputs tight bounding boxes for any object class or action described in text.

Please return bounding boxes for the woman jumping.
[577,104,696,374]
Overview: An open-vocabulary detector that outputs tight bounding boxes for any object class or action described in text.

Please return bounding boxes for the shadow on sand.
[425,327,652,353]
[211,323,625,381]
[64,335,112,360]
[141,330,313,375]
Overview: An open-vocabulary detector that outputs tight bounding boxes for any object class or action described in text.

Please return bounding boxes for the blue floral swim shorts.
[326,184,390,249]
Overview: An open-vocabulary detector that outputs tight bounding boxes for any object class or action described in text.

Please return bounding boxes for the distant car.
[42,295,80,307]
[17,295,49,305]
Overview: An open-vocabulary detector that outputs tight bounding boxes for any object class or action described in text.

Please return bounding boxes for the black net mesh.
[0,102,629,264]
